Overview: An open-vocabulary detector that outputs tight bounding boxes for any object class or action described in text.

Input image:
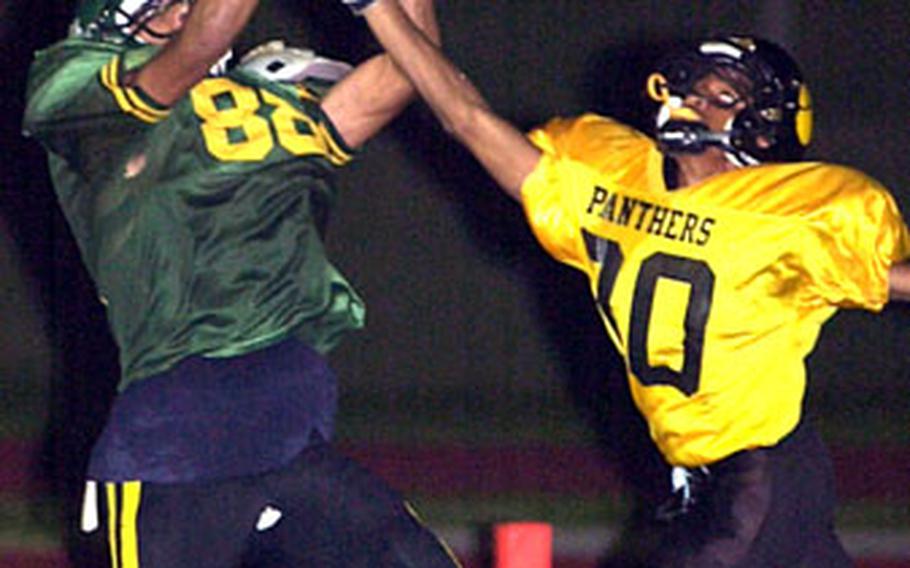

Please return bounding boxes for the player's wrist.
[340,0,380,16]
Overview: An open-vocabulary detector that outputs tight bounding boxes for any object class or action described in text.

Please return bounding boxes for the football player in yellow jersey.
[349,1,910,566]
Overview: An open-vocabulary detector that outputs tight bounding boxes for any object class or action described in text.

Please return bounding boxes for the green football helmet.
[73,0,192,43]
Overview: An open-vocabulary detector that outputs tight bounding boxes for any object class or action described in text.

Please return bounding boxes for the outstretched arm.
[321,0,440,149]
[132,0,259,105]
[358,0,541,201]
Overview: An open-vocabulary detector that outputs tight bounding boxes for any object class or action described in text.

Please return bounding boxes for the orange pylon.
[492,522,553,568]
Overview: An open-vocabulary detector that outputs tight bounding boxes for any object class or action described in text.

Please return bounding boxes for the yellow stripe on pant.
[106,481,143,568]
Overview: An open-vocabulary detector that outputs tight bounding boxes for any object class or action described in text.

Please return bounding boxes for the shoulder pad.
[238,40,353,84]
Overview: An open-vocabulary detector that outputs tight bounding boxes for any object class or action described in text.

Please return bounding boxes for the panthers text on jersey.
[24,38,364,391]
[521,114,910,467]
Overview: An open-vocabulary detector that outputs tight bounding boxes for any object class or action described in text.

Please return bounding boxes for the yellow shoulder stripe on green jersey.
[101,56,170,124]
[296,84,319,102]
[294,85,351,166]
[316,122,352,166]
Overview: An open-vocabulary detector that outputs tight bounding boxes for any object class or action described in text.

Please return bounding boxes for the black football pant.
[84,442,461,567]
[649,421,854,567]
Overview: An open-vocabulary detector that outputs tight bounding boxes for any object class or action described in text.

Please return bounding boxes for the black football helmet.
[73,0,193,44]
[646,36,813,166]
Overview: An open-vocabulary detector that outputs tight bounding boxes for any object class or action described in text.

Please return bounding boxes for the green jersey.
[24,38,364,391]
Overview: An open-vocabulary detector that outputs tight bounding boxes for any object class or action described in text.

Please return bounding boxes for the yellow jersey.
[521,114,910,467]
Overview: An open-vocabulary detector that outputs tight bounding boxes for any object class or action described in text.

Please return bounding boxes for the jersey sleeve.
[23,40,167,179]
[520,152,591,271]
[294,83,355,167]
[806,169,910,310]
[520,114,654,271]
[520,116,593,271]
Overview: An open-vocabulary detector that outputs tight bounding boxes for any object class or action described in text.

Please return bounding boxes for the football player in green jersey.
[24,0,461,566]
[351,1,910,566]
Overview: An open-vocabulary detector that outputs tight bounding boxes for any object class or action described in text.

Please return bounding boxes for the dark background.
[1,0,909,561]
